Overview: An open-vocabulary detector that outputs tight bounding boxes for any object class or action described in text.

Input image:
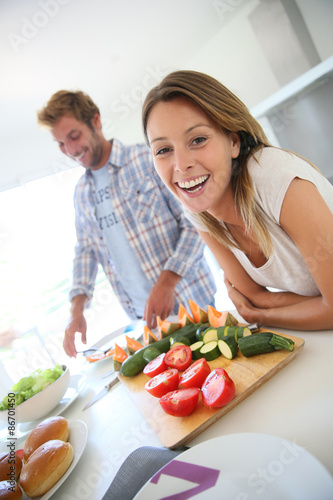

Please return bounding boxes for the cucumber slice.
[190,340,204,359]
[218,337,239,359]
[225,326,237,338]
[235,326,252,341]
[217,326,228,339]
[143,346,161,363]
[170,336,190,346]
[195,323,210,341]
[200,341,221,361]
[203,328,218,343]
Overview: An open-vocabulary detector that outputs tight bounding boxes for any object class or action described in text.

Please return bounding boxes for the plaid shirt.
[70,139,216,318]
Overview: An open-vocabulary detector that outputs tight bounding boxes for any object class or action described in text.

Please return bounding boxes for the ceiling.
[0,0,243,191]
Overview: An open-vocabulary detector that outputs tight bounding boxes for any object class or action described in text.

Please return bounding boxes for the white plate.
[134,433,333,500]
[13,373,87,440]
[21,419,88,500]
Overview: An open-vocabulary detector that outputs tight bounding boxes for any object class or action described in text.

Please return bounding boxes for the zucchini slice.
[217,326,229,339]
[235,326,252,341]
[195,323,210,341]
[190,341,204,359]
[200,341,221,361]
[238,331,295,357]
[203,328,218,343]
[218,337,239,359]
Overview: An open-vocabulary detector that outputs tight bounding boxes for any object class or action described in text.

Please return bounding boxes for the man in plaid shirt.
[37,90,216,357]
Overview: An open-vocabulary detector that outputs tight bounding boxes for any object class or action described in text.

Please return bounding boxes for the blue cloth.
[70,139,216,319]
[91,165,151,317]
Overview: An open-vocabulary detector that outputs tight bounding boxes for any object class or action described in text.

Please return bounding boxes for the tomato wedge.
[145,369,179,398]
[179,358,211,389]
[164,345,192,371]
[159,388,200,417]
[201,367,235,408]
[143,353,167,377]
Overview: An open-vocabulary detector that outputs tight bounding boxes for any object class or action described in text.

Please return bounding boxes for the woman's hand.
[224,277,264,325]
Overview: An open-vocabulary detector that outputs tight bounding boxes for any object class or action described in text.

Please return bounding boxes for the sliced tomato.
[143,353,167,377]
[201,367,235,408]
[164,345,192,371]
[179,358,211,389]
[145,369,179,398]
[159,388,200,417]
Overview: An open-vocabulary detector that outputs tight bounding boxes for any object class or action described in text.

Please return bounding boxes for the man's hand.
[144,270,181,329]
[63,295,88,357]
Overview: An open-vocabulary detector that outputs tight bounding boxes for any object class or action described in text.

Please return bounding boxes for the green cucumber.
[238,331,295,357]
[190,341,204,359]
[143,346,161,364]
[203,328,218,343]
[170,336,190,346]
[218,337,239,359]
[195,323,210,341]
[121,322,202,376]
[200,341,221,361]
[217,326,229,338]
[235,327,252,341]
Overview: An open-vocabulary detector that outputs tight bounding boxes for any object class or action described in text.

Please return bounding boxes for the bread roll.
[0,453,22,481]
[0,480,22,500]
[23,416,69,462]
[19,439,73,498]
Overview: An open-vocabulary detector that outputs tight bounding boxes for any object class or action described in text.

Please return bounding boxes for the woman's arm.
[198,178,333,330]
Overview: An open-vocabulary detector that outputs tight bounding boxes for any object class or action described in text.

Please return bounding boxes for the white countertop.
[1,318,333,499]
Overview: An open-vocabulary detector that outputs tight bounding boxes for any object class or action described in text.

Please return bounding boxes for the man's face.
[51,113,104,169]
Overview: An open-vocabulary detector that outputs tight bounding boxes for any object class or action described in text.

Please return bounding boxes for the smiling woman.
[142,69,333,331]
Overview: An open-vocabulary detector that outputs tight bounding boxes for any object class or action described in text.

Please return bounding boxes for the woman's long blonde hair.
[142,70,273,257]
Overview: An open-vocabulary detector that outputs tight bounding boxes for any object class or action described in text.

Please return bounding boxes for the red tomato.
[164,345,192,371]
[159,388,200,417]
[179,358,211,389]
[145,369,179,398]
[143,353,167,377]
[201,367,235,408]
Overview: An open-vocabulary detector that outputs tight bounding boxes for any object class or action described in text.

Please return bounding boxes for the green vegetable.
[195,323,210,341]
[143,346,161,364]
[190,341,204,359]
[0,364,64,411]
[238,332,295,357]
[121,323,202,377]
[200,341,221,361]
[203,328,218,343]
[218,337,239,359]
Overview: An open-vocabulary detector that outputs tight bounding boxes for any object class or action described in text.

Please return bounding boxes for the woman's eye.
[155,147,170,156]
[192,136,206,145]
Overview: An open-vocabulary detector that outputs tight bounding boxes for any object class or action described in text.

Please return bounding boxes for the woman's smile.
[147,97,240,216]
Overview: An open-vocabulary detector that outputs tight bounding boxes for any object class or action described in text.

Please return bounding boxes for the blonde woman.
[142,70,333,330]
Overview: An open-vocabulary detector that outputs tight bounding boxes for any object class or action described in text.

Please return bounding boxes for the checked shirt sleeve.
[69,185,99,303]
[154,173,206,278]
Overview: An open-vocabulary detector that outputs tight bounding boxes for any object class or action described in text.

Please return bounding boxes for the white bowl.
[1,365,70,424]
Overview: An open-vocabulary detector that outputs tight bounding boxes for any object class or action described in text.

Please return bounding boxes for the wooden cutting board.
[118,331,304,449]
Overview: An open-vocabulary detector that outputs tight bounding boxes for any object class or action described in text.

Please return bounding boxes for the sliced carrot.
[188,299,208,323]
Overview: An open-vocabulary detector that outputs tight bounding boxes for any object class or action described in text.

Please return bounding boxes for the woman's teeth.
[177,175,208,192]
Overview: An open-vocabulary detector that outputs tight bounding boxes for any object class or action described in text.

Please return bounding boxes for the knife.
[83,374,119,411]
